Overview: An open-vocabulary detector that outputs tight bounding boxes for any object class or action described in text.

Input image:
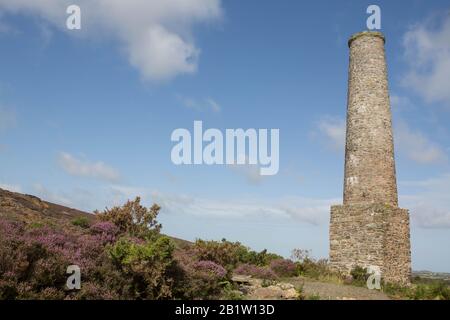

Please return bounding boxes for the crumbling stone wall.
[329,32,411,285]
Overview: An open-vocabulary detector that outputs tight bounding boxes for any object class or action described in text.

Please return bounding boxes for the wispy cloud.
[395,121,448,165]
[58,152,121,182]
[400,173,450,228]
[153,192,337,225]
[315,116,346,152]
[178,95,221,112]
[0,0,223,82]
[315,115,447,165]
[33,183,73,207]
[0,183,21,193]
[108,185,338,225]
[402,13,450,107]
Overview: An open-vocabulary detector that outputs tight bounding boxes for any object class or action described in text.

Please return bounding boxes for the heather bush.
[194,261,227,279]
[0,220,69,299]
[191,262,228,298]
[76,282,120,300]
[170,249,231,299]
[269,259,297,277]
[234,263,277,280]
[90,221,119,236]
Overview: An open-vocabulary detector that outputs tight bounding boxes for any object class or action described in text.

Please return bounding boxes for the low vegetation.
[0,197,448,300]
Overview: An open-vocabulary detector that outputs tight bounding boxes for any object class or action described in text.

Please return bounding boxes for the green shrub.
[382,279,450,300]
[221,281,244,300]
[429,282,450,300]
[108,236,177,299]
[238,248,282,266]
[350,266,368,286]
[192,239,246,271]
[193,239,282,273]
[295,283,306,300]
[71,217,90,229]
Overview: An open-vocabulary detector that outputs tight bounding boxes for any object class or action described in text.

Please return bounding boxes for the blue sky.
[0,0,450,272]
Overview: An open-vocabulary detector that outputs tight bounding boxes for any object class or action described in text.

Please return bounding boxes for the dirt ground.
[287,277,390,300]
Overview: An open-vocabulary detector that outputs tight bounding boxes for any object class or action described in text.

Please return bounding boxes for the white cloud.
[400,173,450,228]
[33,183,73,206]
[0,183,21,192]
[0,0,223,82]
[402,14,450,106]
[58,152,121,182]
[178,95,221,112]
[153,192,338,225]
[316,117,346,151]
[108,185,338,225]
[395,121,448,164]
[316,115,448,165]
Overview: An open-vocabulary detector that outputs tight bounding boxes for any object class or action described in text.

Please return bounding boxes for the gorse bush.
[192,239,248,271]
[108,236,177,299]
[71,216,90,229]
[192,238,282,272]
[95,197,161,237]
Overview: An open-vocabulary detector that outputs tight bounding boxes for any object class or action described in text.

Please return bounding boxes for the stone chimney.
[329,31,411,285]
[344,31,398,207]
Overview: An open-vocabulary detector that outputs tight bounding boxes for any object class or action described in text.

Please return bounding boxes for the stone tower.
[329,31,411,285]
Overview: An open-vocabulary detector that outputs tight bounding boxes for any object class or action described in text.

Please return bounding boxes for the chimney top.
[348,31,385,48]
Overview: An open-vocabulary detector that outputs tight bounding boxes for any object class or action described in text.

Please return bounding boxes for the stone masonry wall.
[330,203,411,285]
[383,208,411,284]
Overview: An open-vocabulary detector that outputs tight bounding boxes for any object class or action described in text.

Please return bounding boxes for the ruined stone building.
[329,31,411,285]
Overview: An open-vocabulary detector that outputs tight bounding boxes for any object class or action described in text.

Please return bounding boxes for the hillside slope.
[0,188,93,223]
[0,188,191,249]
